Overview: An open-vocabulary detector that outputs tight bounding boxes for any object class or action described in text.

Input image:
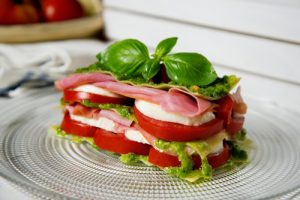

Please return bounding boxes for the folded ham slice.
[55,73,116,91]
[55,73,212,117]
[94,81,211,117]
[66,104,133,127]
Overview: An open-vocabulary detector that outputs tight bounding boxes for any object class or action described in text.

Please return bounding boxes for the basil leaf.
[142,59,161,81]
[155,37,178,59]
[163,52,217,86]
[100,39,150,79]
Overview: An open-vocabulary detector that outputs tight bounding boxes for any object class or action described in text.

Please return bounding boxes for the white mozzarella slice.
[73,84,123,98]
[124,129,150,144]
[135,100,215,126]
[206,130,230,154]
[70,114,118,133]
[186,130,229,156]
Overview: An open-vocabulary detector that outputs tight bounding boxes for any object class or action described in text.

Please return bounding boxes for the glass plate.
[0,88,300,199]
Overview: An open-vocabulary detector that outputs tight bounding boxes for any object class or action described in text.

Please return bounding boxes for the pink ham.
[231,86,247,114]
[57,72,212,117]
[94,81,211,117]
[55,73,115,91]
[66,104,133,127]
[99,110,133,127]
[66,104,99,118]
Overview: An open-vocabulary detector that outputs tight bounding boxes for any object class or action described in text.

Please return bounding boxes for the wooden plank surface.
[104,0,300,44]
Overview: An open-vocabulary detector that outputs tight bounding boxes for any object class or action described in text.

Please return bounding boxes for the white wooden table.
[1,0,300,198]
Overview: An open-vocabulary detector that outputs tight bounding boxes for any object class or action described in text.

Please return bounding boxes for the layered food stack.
[54,37,249,182]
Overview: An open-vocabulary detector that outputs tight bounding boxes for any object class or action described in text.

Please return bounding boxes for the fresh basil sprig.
[99,39,150,79]
[154,37,178,59]
[142,37,177,81]
[94,37,218,86]
[142,58,161,81]
[163,53,217,86]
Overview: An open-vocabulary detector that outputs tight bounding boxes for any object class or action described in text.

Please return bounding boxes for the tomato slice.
[61,112,96,137]
[94,128,151,155]
[148,143,230,169]
[216,95,234,125]
[226,117,245,135]
[134,106,224,142]
[63,90,132,105]
[148,148,181,168]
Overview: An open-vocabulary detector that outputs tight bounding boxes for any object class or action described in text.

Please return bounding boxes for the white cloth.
[0,39,109,97]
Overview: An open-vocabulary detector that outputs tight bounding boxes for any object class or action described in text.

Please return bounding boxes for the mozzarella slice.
[205,130,229,154]
[124,129,149,144]
[70,113,150,144]
[70,114,119,133]
[135,100,215,126]
[73,84,123,98]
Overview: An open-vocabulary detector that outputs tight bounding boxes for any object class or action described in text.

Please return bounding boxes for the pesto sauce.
[51,125,251,183]
[120,153,151,166]
[81,100,134,121]
[155,139,210,180]
[53,126,98,149]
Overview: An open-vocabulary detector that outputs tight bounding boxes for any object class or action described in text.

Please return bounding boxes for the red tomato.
[226,117,245,135]
[216,95,234,125]
[61,112,96,137]
[94,128,151,155]
[0,1,40,25]
[64,90,133,105]
[148,143,231,169]
[41,0,84,22]
[148,148,181,168]
[134,106,224,142]
[0,0,11,24]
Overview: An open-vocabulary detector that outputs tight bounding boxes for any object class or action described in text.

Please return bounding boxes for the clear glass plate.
[0,88,300,199]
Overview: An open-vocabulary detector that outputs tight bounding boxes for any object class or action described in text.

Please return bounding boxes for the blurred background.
[1,0,300,198]
[0,0,299,113]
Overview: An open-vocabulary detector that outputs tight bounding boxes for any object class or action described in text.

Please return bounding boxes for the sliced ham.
[66,104,133,127]
[99,109,133,127]
[66,104,99,118]
[231,86,247,114]
[55,73,115,91]
[94,81,212,117]
[56,73,212,117]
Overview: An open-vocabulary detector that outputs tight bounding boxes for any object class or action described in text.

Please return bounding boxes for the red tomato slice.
[148,148,181,168]
[134,106,224,142]
[216,95,234,125]
[61,112,96,137]
[226,117,245,135]
[148,143,230,169]
[64,90,132,105]
[94,128,151,155]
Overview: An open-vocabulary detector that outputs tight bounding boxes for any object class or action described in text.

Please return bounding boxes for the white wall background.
[103,0,300,112]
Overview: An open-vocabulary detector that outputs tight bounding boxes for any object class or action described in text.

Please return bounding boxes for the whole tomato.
[41,0,84,22]
[0,0,11,24]
[0,0,40,25]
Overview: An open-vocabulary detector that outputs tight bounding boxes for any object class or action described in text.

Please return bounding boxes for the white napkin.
[0,39,109,97]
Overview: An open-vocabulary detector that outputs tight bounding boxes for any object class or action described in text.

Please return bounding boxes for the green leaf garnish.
[100,39,150,79]
[154,37,178,59]
[74,37,241,99]
[164,53,218,86]
[142,58,161,81]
